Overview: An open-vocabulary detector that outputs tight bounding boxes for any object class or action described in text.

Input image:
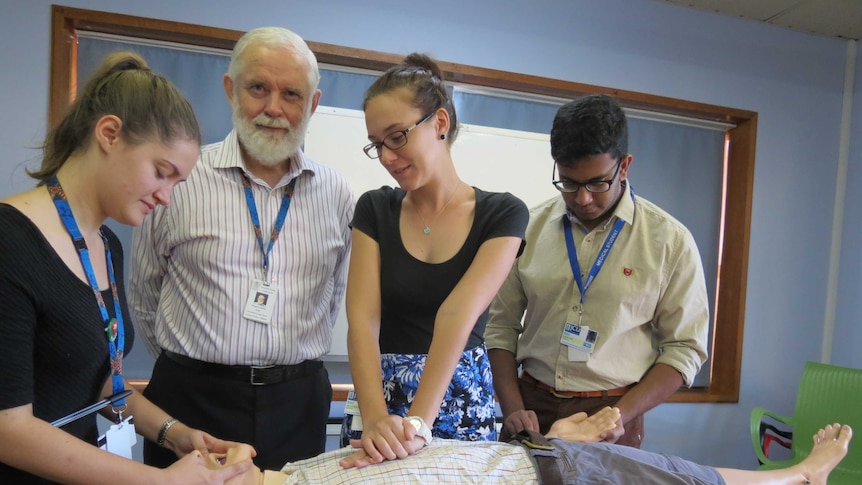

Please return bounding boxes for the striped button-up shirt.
[130,130,354,365]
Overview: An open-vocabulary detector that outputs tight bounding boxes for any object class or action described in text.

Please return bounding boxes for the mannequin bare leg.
[716,423,852,485]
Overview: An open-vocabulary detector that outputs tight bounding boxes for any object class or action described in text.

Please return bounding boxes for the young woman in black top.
[0,51,251,484]
[340,53,528,466]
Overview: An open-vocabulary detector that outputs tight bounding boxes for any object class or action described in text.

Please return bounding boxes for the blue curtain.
[455,91,559,133]
[317,70,376,110]
[78,37,233,145]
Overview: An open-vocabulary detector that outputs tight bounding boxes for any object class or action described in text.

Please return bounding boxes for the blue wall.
[834,43,862,372]
[1,0,859,470]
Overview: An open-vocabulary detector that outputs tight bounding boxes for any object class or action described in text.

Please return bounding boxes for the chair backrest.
[792,361,862,483]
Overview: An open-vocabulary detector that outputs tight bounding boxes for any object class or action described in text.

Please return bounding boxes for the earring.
[440,133,446,140]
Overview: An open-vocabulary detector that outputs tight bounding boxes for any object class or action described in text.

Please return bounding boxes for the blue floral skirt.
[340,344,497,446]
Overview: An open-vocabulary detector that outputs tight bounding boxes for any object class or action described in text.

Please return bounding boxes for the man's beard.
[233,106,310,167]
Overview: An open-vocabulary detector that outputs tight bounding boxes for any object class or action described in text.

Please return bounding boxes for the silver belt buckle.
[250,365,276,385]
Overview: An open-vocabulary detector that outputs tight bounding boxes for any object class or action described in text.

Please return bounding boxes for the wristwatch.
[404,416,433,444]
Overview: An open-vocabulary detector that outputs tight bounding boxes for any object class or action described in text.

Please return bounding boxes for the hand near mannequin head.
[206,444,288,485]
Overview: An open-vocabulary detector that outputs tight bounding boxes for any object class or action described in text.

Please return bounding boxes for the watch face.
[405,416,432,444]
[408,418,421,431]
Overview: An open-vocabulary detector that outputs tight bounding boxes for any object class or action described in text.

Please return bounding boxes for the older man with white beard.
[130,27,354,470]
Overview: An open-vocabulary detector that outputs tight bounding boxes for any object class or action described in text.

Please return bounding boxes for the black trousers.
[143,352,332,470]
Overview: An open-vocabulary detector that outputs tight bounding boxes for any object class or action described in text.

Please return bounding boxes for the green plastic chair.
[750,361,862,484]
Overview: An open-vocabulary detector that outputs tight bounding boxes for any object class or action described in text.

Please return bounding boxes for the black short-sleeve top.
[0,204,134,455]
[352,187,527,354]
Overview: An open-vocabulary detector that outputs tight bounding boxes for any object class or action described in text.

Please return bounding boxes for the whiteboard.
[304,106,556,358]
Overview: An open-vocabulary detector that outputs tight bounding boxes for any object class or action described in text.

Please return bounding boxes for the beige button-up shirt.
[486,187,708,390]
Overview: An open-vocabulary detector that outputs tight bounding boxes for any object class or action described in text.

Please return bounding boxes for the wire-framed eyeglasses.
[551,160,622,193]
[363,112,435,159]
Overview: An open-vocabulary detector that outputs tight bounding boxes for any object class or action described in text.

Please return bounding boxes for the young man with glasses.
[486,94,710,448]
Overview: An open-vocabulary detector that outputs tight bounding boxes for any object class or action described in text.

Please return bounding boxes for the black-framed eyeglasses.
[551,160,622,193]
[362,112,435,159]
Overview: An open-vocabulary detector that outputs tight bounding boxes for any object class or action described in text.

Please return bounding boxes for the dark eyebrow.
[368,123,406,142]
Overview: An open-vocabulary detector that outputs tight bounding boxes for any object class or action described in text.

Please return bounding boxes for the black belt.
[510,430,563,484]
[162,350,322,386]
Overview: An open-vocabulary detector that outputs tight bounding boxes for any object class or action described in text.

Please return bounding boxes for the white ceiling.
[656,0,862,40]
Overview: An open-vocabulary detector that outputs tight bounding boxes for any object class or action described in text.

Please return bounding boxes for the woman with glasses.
[339,53,528,466]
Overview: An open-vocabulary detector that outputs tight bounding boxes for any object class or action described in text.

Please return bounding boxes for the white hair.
[228,26,320,91]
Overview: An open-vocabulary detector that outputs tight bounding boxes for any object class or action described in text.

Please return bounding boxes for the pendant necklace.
[414,183,460,235]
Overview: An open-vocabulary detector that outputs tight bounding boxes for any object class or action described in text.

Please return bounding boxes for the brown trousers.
[503,378,644,448]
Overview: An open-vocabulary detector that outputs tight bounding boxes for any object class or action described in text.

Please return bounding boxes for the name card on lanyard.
[240,173,297,325]
[560,185,635,360]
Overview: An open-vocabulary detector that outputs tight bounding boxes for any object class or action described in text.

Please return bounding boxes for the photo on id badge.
[243,281,278,324]
[585,329,597,347]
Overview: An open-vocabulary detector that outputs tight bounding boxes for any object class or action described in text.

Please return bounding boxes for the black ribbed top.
[0,204,134,484]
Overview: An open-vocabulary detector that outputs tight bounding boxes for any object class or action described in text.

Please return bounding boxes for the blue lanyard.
[46,176,126,407]
[240,173,297,278]
[563,185,635,305]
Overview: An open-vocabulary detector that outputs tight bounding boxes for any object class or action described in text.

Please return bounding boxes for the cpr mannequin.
[206,445,283,485]
[205,407,622,484]
[204,408,853,485]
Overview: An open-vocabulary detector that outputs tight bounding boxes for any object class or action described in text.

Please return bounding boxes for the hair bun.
[104,52,151,77]
[402,53,443,79]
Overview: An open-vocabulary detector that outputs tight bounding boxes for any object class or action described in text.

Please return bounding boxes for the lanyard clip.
[111,404,126,425]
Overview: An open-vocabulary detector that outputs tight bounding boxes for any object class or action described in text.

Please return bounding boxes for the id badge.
[99,416,136,459]
[562,323,598,361]
[350,414,364,432]
[344,390,363,431]
[243,280,278,324]
[568,345,590,362]
[344,390,360,415]
[561,322,588,348]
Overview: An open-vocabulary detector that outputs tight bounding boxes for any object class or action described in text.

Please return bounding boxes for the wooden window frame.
[50,5,755,403]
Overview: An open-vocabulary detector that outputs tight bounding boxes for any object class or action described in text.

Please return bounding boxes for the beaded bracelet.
[157,418,179,447]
